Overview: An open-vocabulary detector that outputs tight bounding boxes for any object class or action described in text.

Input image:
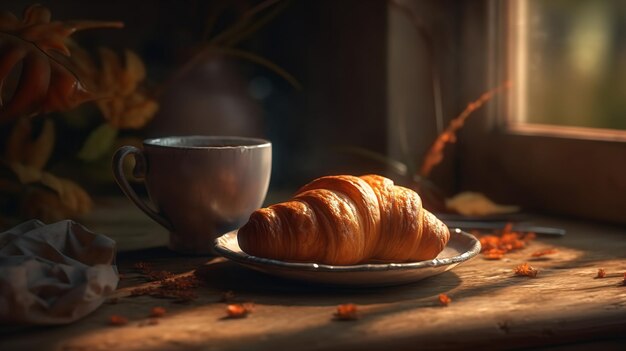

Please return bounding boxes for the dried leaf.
[25,118,54,168]
[81,48,159,129]
[482,249,505,260]
[334,304,358,321]
[476,224,535,260]
[7,162,93,221]
[104,92,159,129]
[514,263,538,278]
[5,118,55,169]
[19,182,93,222]
[77,123,118,161]
[7,162,43,184]
[121,50,146,94]
[150,306,166,318]
[438,293,451,306]
[226,304,254,319]
[109,314,128,326]
[39,173,93,214]
[0,5,123,56]
[446,192,519,217]
[98,47,123,91]
[0,4,123,122]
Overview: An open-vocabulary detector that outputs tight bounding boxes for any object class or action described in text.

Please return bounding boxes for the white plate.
[213,228,481,287]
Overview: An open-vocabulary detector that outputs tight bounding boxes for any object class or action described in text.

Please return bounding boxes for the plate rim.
[213,228,481,273]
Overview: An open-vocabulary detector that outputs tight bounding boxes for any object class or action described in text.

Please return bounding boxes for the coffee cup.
[112,136,271,254]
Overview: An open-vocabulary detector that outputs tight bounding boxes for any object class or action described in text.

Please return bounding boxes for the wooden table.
[2,198,625,351]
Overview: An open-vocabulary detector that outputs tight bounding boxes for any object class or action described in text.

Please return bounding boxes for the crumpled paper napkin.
[0,220,118,325]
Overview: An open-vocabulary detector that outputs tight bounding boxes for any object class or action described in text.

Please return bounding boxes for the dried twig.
[531,248,558,258]
[209,0,283,46]
[419,81,511,177]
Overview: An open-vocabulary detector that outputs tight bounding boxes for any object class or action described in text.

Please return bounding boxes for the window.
[457,0,626,223]
[509,0,626,141]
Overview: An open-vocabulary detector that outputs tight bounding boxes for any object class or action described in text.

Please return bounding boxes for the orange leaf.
[79,48,158,129]
[514,263,538,278]
[5,118,54,169]
[335,303,358,321]
[0,4,123,122]
[150,306,167,318]
[108,314,128,326]
[482,249,505,260]
[226,303,254,319]
[438,293,452,306]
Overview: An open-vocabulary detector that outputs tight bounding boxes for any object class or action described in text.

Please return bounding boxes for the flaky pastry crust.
[238,175,450,265]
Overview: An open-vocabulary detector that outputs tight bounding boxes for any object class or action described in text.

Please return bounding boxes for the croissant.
[238,175,450,265]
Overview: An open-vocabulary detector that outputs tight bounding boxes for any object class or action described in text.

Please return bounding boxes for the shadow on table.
[193,259,462,306]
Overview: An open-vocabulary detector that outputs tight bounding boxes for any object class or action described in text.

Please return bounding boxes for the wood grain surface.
[1,200,625,351]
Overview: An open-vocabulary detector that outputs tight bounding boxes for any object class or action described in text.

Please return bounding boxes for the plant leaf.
[77,123,118,161]
[0,4,123,123]
[225,0,290,47]
[5,118,55,170]
[209,0,282,46]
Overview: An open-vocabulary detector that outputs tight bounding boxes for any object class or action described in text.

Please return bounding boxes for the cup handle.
[112,146,173,231]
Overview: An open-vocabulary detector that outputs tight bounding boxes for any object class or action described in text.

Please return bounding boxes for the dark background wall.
[3,0,489,200]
